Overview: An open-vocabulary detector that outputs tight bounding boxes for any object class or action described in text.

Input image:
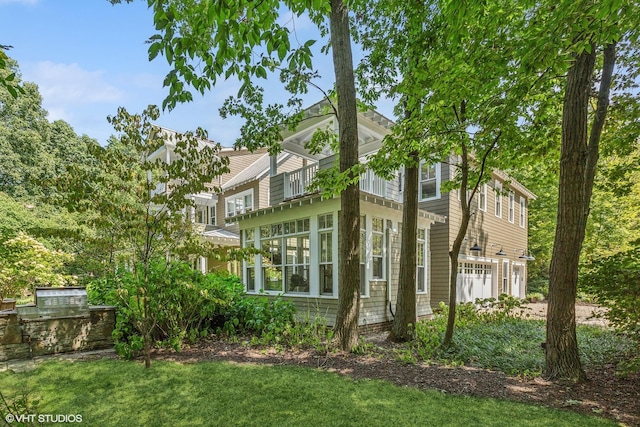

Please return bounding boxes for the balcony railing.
[359,168,387,197]
[284,163,318,199]
[279,162,401,203]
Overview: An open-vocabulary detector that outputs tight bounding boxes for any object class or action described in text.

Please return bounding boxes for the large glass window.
[318,213,334,295]
[372,217,384,279]
[417,228,426,293]
[419,162,440,201]
[226,189,254,217]
[259,219,310,294]
[494,180,503,218]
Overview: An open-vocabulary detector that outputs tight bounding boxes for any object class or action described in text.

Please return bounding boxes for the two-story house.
[227,103,446,328]
[225,101,536,329]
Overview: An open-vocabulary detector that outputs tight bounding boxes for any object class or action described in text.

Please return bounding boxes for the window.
[478,184,487,212]
[259,219,310,294]
[225,189,254,217]
[508,191,515,223]
[419,162,440,201]
[494,180,502,218]
[372,217,384,279]
[360,215,367,296]
[318,213,334,295]
[417,228,426,293]
[519,197,526,228]
[195,205,216,225]
[244,228,256,292]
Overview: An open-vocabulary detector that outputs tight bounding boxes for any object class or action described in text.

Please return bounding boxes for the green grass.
[0,359,615,426]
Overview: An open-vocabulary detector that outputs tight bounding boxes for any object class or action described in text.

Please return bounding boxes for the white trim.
[419,162,441,201]
[478,183,487,212]
[225,188,254,217]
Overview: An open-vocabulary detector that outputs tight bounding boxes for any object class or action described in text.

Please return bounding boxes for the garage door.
[457,262,493,303]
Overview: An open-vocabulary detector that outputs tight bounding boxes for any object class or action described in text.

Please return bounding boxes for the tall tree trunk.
[330,0,361,351]
[545,43,615,381]
[392,152,419,341]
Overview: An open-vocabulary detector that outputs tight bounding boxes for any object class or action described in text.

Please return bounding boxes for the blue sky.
[0,0,394,147]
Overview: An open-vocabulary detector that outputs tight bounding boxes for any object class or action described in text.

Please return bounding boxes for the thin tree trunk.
[330,0,361,351]
[545,43,615,381]
[392,152,419,341]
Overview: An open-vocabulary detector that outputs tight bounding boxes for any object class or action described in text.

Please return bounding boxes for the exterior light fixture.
[469,243,482,252]
[495,248,507,256]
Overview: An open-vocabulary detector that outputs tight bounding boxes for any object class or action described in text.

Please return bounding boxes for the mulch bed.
[153,334,640,426]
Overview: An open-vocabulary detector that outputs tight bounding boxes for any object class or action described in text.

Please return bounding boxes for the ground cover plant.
[413,297,636,377]
[0,359,616,427]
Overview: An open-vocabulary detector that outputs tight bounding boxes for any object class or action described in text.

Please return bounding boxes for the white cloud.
[31,61,125,104]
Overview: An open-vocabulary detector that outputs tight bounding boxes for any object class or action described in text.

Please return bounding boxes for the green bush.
[89,259,329,357]
[88,259,247,357]
[581,246,640,374]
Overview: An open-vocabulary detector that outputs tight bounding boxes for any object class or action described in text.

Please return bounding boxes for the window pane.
[246,267,255,292]
[285,266,309,293]
[373,258,382,278]
[421,181,436,199]
[372,234,383,256]
[372,217,384,232]
[417,266,425,292]
[263,266,282,291]
[320,264,333,295]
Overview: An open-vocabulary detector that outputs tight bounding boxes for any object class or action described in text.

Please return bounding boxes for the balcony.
[271,155,401,206]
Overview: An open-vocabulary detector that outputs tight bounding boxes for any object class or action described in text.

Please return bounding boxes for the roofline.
[226,192,446,225]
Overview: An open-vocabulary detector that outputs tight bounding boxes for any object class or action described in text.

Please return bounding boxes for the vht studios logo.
[5,413,83,423]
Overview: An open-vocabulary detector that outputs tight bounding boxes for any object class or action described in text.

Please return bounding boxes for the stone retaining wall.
[0,306,115,362]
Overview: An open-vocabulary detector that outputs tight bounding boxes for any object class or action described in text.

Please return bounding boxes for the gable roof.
[222,151,293,191]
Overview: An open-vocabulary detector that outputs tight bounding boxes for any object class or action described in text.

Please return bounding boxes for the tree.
[0,48,24,99]
[542,0,640,380]
[69,105,228,367]
[118,0,364,350]
[355,0,539,342]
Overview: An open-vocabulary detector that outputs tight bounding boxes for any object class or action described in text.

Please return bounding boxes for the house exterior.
[227,103,446,328]
[417,160,536,308]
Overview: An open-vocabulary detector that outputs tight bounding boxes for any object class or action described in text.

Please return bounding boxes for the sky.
[0,0,394,147]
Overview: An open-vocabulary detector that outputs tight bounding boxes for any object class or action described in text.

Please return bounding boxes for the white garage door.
[457,262,493,303]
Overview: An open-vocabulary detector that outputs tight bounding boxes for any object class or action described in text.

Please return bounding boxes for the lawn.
[0,359,616,427]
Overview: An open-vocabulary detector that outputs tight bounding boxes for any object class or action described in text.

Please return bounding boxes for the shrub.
[89,259,246,357]
[581,246,640,374]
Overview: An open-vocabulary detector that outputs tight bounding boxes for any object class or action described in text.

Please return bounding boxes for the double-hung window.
[417,228,427,293]
[478,184,487,212]
[226,189,253,217]
[519,197,526,228]
[419,162,441,201]
[318,213,334,295]
[244,228,256,292]
[494,181,503,218]
[508,191,515,223]
[372,217,384,279]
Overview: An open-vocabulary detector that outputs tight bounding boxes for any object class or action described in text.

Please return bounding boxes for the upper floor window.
[419,162,441,201]
[226,189,253,217]
[519,196,526,228]
[478,184,487,212]
[494,181,502,218]
[508,191,515,223]
[195,205,216,225]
